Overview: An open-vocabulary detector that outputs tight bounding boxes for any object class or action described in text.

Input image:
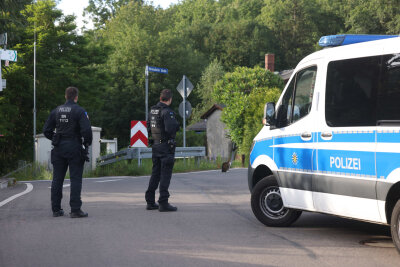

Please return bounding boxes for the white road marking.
[0,183,33,208]
[96,179,123,183]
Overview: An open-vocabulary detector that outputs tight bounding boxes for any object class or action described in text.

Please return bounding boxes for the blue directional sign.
[147,66,168,74]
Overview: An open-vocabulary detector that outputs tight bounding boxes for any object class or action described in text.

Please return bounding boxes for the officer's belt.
[153,139,166,144]
[60,135,80,140]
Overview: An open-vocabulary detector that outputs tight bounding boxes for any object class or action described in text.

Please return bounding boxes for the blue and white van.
[248,35,400,253]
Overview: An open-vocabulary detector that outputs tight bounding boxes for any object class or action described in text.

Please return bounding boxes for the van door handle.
[321,132,332,138]
[301,132,312,138]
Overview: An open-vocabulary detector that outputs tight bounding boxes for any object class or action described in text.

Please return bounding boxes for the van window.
[276,66,317,128]
[292,67,317,123]
[377,54,400,121]
[325,54,400,127]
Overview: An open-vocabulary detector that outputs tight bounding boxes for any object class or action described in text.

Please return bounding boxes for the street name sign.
[147,66,168,74]
[0,49,17,62]
[176,76,193,98]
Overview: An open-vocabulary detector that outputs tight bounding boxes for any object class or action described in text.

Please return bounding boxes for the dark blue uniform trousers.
[51,140,84,212]
[145,143,175,204]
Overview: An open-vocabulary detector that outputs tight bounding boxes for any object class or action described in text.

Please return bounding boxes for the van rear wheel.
[390,199,400,254]
[251,175,301,227]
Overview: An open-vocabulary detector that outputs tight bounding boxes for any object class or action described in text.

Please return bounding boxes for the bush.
[213,66,283,154]
[242,87,281,158]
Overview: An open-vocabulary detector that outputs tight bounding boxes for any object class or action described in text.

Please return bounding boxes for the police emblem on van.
[292,152,298,165]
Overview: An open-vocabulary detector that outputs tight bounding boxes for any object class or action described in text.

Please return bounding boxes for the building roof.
[186,120,206,132]
[200,104,225,119]
[278,69,294,81]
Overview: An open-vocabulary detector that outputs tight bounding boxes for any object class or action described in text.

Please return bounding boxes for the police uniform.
[43,99,92,215]
[145,102,180,208]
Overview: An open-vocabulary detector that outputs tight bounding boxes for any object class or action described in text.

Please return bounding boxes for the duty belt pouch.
[167,139,176,153]
[52,134,60,146]
[81,146,90,162]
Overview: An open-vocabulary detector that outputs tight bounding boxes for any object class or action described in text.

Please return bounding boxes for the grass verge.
[10,157,247,181]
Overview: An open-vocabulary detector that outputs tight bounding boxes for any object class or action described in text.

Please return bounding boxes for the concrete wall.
[206,110,232,161]
[35,126,102,172]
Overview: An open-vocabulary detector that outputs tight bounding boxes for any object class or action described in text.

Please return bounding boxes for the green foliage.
[83,0,140,28]
[242,87,281,158]
[3,0,400,175]
[87,157,230,178]
[213,66,283,152]
[190,59,225,122]
[175,130,206,147]
[259,0,343,68]
[0,0,108,174]
[340,0,400,34]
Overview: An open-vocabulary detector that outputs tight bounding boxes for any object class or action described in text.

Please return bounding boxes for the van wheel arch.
[386,182,400,224]
[252,165,273,191]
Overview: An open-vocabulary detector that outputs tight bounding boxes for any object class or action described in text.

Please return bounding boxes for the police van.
[248,34,400,253]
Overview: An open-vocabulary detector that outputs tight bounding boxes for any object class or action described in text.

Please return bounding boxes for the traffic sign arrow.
[0,49,17,62]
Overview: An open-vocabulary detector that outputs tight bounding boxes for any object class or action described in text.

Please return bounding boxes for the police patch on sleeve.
[85,112,89,120]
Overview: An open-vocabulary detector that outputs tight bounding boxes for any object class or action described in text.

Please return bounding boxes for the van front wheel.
[251,175,301,227]
[391,199,400,254]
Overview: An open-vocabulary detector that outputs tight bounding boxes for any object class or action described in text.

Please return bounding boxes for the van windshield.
[325,53,400,127]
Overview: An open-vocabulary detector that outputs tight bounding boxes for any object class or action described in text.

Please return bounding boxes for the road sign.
[130,121,148,147]
[0,49,17,62]
[179,101,192,119]
[1,79,5,89]
[0,33,6,46]
[176,76,193,98]
[147,66,168,74]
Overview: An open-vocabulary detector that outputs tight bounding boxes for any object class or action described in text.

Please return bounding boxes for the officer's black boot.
[70,209,88,218]
[146,203,159,210]
[159,203,177,212]
[53,209,64,217]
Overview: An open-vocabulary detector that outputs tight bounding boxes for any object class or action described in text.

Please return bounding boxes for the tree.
[190,59,225,123]
[98,2,208,146]
[339,0,400,34]
[83,0,143,28]
[0,0,108,174]
[213,66,283,154]
[259,0,342,69]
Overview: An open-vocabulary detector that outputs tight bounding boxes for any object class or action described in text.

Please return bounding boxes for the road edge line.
[0,183,33,207]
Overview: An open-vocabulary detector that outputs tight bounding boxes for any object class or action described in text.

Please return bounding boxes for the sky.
[57,0,180,30]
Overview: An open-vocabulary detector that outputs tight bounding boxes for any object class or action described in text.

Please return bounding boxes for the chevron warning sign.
[130,121,148,147]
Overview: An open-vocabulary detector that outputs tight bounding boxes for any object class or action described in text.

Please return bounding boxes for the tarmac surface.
[0,168,398,266]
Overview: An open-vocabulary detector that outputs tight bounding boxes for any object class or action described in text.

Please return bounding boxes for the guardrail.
[97,147,206,166]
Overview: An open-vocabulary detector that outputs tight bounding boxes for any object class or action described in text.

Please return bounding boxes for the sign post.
[145,65,168,122]
[0,33,7,47]
[176,76,194,147]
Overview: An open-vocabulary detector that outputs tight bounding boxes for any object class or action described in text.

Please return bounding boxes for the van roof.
[297,36,400,67]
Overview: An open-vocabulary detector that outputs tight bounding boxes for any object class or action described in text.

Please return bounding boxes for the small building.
[200,104,232,161]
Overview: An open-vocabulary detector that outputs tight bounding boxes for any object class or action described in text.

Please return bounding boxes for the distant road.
[0,169,398,266]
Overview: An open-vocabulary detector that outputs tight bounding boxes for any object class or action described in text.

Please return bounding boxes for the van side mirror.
[263,102,276,126]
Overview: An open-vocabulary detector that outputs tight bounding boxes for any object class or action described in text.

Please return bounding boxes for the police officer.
[43,87,92,218]
[145,89,180,212]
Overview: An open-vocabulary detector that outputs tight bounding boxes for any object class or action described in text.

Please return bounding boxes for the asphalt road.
[0,168,398,267]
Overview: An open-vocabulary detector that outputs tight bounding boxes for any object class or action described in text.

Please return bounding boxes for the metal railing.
[97,147,206,166]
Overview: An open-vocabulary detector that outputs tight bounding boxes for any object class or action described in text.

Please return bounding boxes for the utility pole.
[33,0,37,164]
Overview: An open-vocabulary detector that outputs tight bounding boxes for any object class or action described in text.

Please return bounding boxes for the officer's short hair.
[160,89,172,101]
[65,87,79,100]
